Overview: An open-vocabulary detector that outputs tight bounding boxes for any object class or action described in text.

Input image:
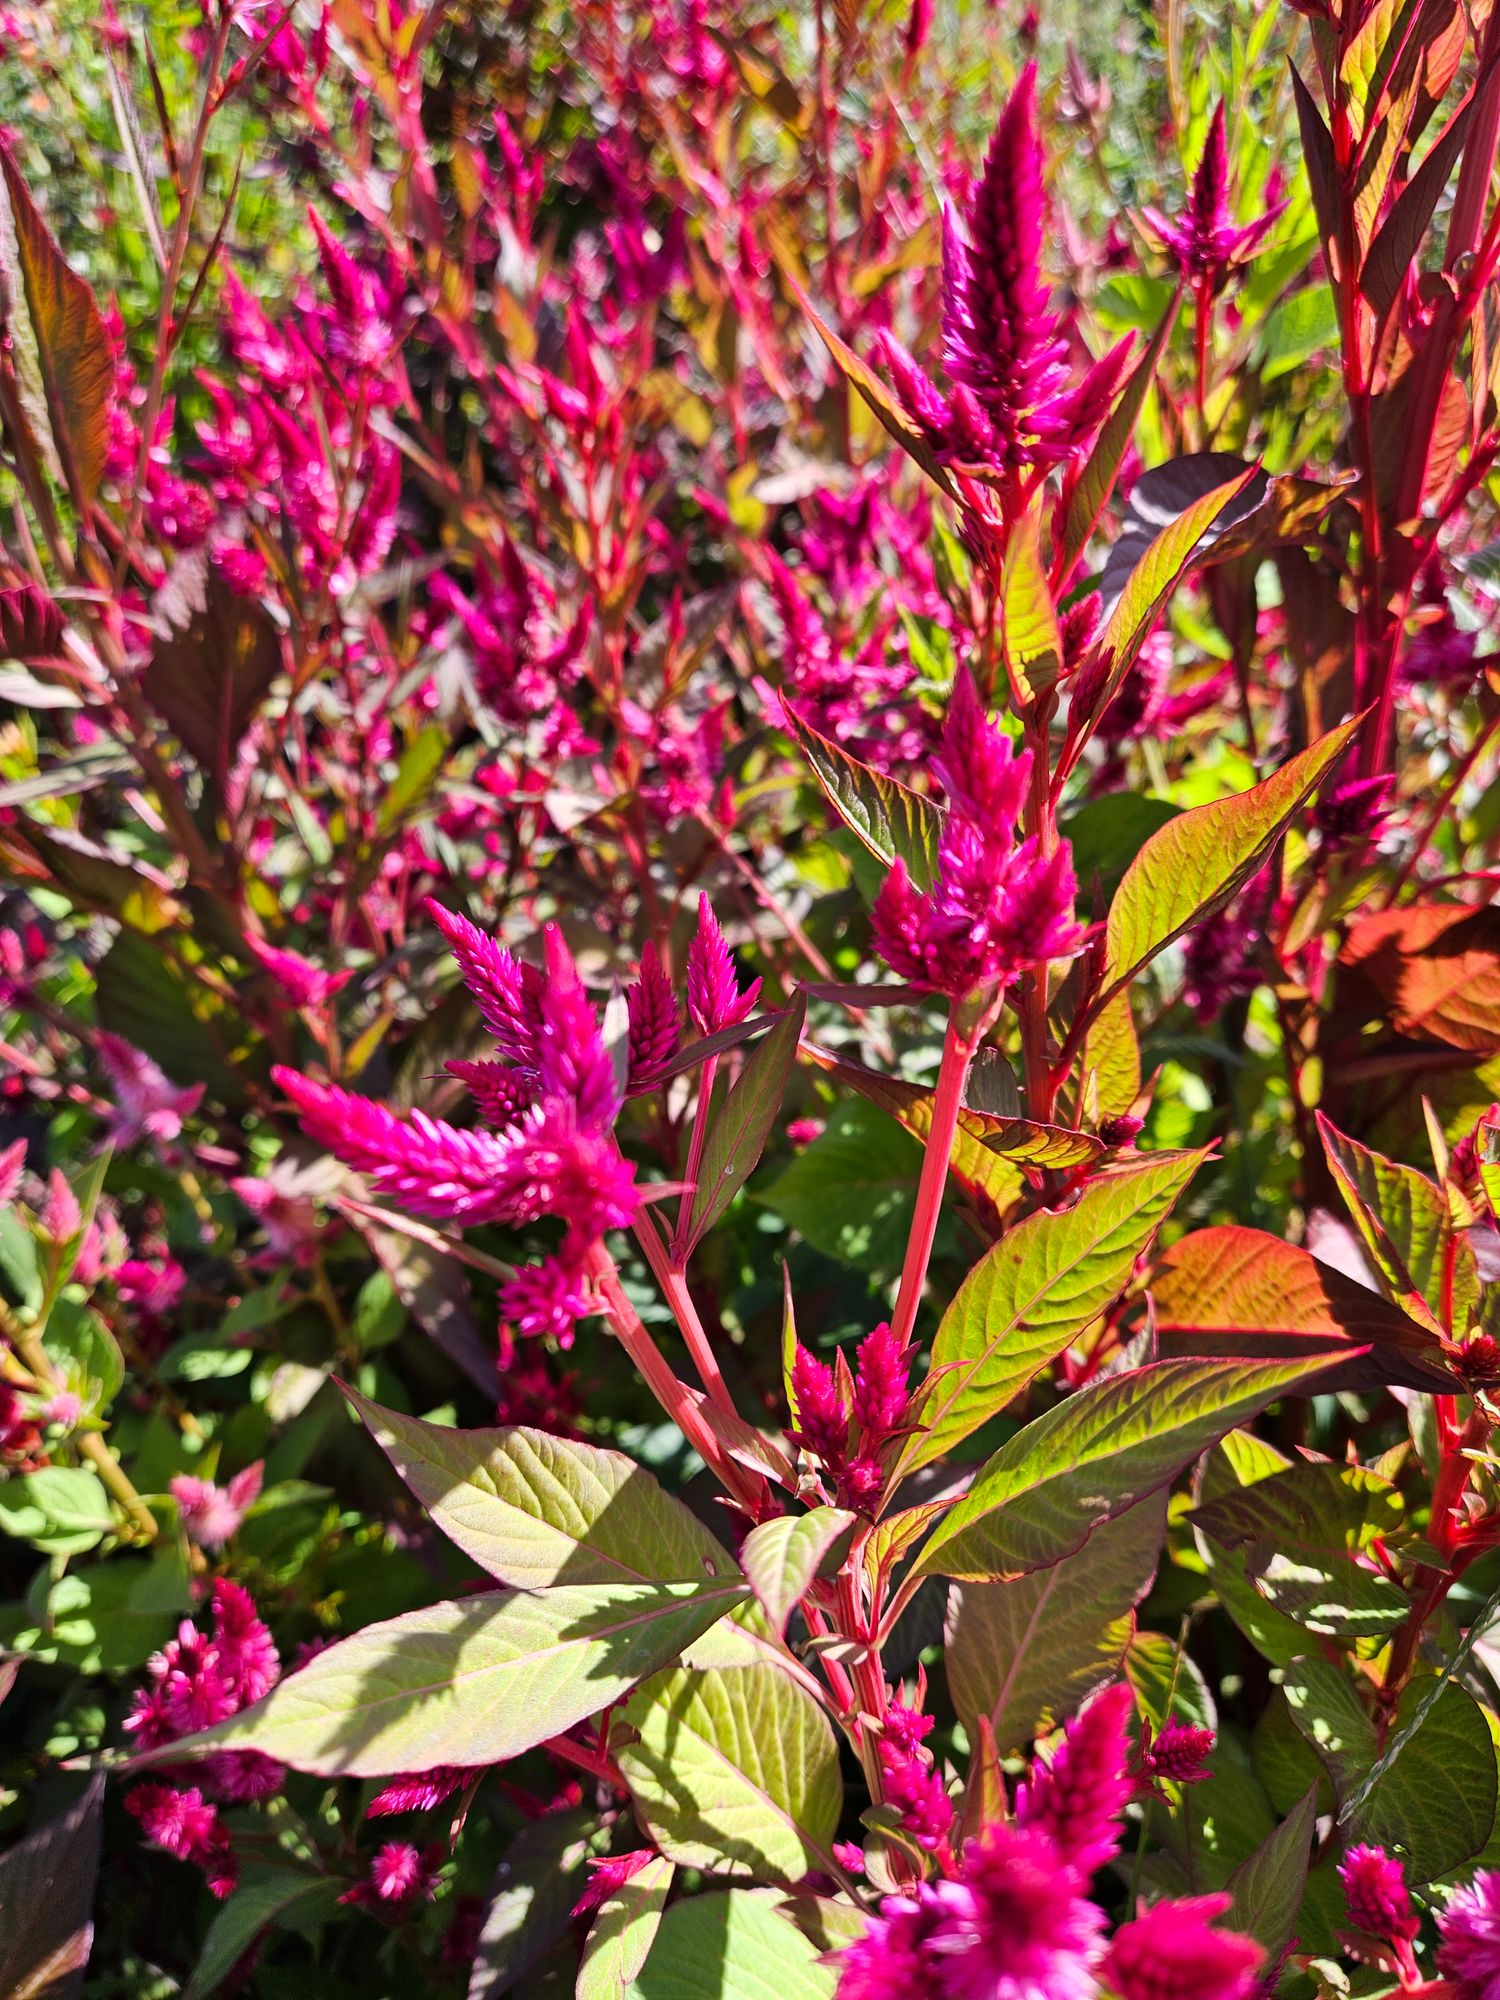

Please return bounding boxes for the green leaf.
[1000,507,1063,705]
[626,1889,838,2000]
[1058,299,1180,580]
[1224,1788,1318,1963]
[347,1392,739,1590]
[782,705,941,890]
[185,1869,339,2000]
[1060,794,1181,899]
[687,992,807,1247]
[378,724,449,832]
[901,1151,1206,1474]
[468,1809,598,1999]
[740,1509,856,1637]
[759,1099,921,1276]
[1192,1464,1412,1635]
[578,1856,675,2000]
[914,1354,1344,1582]
[1356,1680,1499,1882]
[0,1466,114,1555]
[1077,467,1260,738]
[1316,1112,1469,1335]
[1281,1657,1379,1802]
[1100,718,1360,998]
[619,1662,842,1882]
[0,1772,103,2000]
[0,146,114,508]
[946,1494,1165,1753]
[145,1579,747,1778]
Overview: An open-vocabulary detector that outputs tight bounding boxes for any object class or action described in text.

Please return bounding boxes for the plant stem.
[634,1210,738,1419]
[10,1323,158,1541]
[890,1007,976,1347]
[583,1238,763,1513]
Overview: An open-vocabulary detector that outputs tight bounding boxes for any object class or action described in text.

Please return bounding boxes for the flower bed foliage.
[3,0,1500,1994]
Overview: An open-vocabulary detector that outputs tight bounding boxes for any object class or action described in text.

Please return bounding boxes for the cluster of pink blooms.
[275,905,641,1346]
[340,1840,443,1914]
[876,65,1128,500]
[878,1684,955,1852]
[870,671,1082,1004]
[837,1685,1261,2000]
[95,1033,204,1152]
[1335,1846,1500,1996]
[124,1580,283,1898]
[1142,103,1281,298]
[789,1319,914,1510]
[170,1461,264,1550]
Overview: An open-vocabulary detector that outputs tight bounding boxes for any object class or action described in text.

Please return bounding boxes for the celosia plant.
[3,0,1500,1993]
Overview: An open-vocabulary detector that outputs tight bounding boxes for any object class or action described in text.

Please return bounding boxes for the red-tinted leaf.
[686,990,806,1248]
[142,552,283,787]
[1151,1223,1453,1393]
[0,1772,104,2000]
[1342,903,1500,1055]
[0,147,115,510]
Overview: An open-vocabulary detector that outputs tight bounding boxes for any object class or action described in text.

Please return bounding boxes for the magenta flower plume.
[1142,102,1282,293]
[871,675,1083,1002]
[852,1320,913,1443]
[1438,1869,1500,1998]
[1339,1845,1419,1947]
[1015,1680,1134,1879]
[930,1823,1107,2000]
[367,1767,473,1819]
[941,64,1065,472]
[425,899,544,1069]
[272,1069,529,1225]
[686,894,761,1035]
[837,1893,947,2000]
[626,949,679,1092]
[1107,1893,1263,2000]
[1139,1718,1215,1785]
[96,1033,205,1148]
[789,1344,848,1466]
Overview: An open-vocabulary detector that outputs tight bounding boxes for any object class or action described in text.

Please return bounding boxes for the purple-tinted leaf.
[0,1772,104,2000]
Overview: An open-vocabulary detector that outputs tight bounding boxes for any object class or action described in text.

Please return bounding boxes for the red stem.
[890,1008,977,1347]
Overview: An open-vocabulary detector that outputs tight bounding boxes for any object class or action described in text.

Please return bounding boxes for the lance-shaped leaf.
[1224,1788,1318,1964]
[618,1662,842,1883]
[740,1509,856,1636]
[783,704,941,890]
[687,991,807,1248]
[1193,1464,1412,1638]
[0,1771,103,2000]
[469,1810,598,1999]
[1315,1112,1474,1335]
[579,1856,675,2000]
[1151,1224,1453,1394]
[142,554,284,788]
[0,147,114,510]
[1001,506,1063,706]
[625,1890,838,2000]
[185,1870,340,2000]
[1363,85,1482,315]
[348,1392,739,1589]
[1072,465,1259,741]
[780,265,957,503]
[913,1353,1345,1582]
[134,1580,747,1778]
[1058,299,1179,580]
[899,1149,1206,1475]
[946,1494,1164,1753]
[1342,901,1500,1055]
[805,1045,1103,1171]
[1099,717,1359,1000]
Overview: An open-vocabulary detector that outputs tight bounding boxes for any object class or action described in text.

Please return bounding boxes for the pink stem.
[672,1053,718,1256]
[889,1007,977,1347]
[634,1210,738,1418]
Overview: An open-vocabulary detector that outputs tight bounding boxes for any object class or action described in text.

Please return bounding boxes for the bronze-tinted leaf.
[142,551,283,786]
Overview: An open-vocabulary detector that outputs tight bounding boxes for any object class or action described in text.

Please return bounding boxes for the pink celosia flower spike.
[1107,1892,1263,2000]
[96,1033,205,1149]
[1142,102,1282,294]
[871,674,1083,1005]
[1437,1868,1500,1997]
[625,949,680,1092]
[942,63,1062,472]
[424,899,543,1068]
[171,1461,264,1550]
[1340,1844,1420,1979]
[1015,1680,1135,1879]
[686,895,761,1035]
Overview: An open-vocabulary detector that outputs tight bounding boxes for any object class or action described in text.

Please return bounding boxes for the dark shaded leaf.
[0,1773,104,2000]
